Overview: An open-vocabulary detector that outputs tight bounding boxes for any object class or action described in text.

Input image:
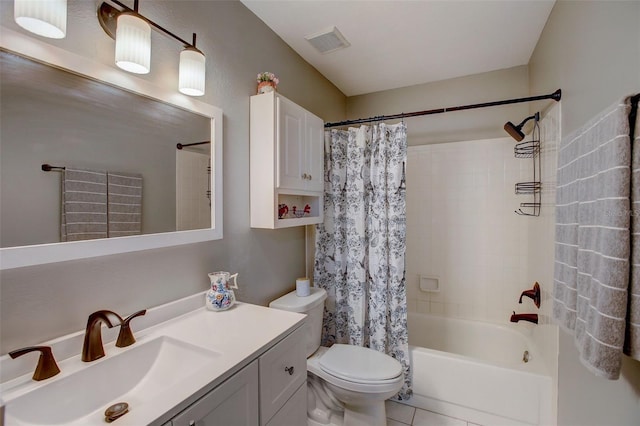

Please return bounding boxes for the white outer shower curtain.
[314,122,412,400]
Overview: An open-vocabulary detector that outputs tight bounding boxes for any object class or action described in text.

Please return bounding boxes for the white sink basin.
[4,336,220,425]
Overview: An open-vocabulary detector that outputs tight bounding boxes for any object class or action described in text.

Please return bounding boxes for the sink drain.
[105,402,129,423]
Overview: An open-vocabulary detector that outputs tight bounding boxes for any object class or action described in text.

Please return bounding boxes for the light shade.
[14,0,67,39]
[179,47,206,96]
[115,12,151,74]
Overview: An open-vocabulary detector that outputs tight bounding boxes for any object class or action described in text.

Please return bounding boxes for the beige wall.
[0,0,346,354]
[529,0,640,135]
[529,1,640,425]
[346,65,533,145]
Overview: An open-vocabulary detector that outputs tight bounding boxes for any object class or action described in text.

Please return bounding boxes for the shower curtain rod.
[176,141,210,150]
[324,89,562,128]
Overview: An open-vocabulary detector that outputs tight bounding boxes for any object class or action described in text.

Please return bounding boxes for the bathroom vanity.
[0,293,307,425]
[168,325,307,426]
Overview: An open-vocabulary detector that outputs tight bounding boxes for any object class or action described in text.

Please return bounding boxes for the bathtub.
[403,313,553,426]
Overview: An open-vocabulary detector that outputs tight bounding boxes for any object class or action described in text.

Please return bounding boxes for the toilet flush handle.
[284,366,294,375]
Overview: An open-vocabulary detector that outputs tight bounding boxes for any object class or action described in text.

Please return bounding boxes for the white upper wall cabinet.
[250,92,324,229]
[277,95,324,192]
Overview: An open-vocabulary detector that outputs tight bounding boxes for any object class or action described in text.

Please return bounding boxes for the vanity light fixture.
[14,0,67,39]
[179,34,206,96]
[115,7,150,74]
[98,0,206,95]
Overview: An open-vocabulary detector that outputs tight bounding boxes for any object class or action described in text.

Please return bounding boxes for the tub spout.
[510,311,538,324]
[518,282,541,308]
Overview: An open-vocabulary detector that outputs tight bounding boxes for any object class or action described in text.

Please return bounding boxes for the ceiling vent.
[305,26,350,54]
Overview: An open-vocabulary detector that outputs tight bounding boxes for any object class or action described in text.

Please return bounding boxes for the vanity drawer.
[259,325,306,424]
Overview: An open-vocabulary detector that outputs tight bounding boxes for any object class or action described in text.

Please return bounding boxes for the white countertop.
[0,293,306,425]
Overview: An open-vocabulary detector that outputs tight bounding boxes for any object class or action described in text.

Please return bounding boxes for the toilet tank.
[269,287,327,358]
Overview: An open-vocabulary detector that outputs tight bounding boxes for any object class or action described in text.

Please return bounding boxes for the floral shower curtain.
[314,122,411,400]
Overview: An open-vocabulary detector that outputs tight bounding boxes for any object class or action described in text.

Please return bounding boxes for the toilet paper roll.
[296,277,311,297]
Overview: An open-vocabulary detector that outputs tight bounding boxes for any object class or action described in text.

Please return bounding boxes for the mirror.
[1,50,211,246]
[0,28,223,270]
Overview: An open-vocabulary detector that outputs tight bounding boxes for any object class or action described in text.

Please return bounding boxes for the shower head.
[504,112,540,141]
[504,121,526,141]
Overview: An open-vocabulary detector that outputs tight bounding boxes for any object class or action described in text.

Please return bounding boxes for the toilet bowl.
[308,345,404,426]
[269,288,404,426]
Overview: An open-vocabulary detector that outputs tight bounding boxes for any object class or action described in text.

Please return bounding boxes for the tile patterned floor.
[386,401,482,426]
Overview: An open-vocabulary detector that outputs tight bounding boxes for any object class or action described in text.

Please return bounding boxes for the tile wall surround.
[406,137,532,324]
[526,102,561,422]
[406,104,559,329]
[405,104,561,423]
[526,103,560,327]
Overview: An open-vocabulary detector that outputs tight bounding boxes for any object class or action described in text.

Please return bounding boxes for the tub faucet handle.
[518,282,541,308]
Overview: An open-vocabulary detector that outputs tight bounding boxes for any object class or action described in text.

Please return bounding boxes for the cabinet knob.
[302,173,308,179]
[307,174,312,180]
[284,366,294,375]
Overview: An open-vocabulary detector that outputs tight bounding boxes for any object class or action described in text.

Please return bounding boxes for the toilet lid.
[319,344,403,382]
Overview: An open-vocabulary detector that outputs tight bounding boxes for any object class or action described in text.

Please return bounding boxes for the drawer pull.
[284,366,294,375]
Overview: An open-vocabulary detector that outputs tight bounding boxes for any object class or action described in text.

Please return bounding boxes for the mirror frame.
[0,27,223,270]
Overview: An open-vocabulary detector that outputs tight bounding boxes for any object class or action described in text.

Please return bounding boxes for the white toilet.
[269,287,404,426]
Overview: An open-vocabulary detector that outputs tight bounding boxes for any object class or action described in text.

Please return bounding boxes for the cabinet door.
[305,113,324,192]
[171,361,259,426]
[277,96,305,191]
[265,382,307,426]
[259,326,307,424]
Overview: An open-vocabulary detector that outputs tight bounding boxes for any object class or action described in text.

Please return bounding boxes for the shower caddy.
[514,112,541,216]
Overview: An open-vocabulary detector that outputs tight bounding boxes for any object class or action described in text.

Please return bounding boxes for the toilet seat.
[308,346,404,394]
[319,344,403,382]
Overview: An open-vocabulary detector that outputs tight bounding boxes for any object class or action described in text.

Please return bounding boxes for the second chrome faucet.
[82,309,146,362]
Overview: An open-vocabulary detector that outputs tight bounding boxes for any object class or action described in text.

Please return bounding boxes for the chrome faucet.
[82,310,123,362]
[510,311,538,324]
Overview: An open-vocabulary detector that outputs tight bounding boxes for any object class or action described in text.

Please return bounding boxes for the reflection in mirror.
[1,50,212,248]
[0,27,222,270]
